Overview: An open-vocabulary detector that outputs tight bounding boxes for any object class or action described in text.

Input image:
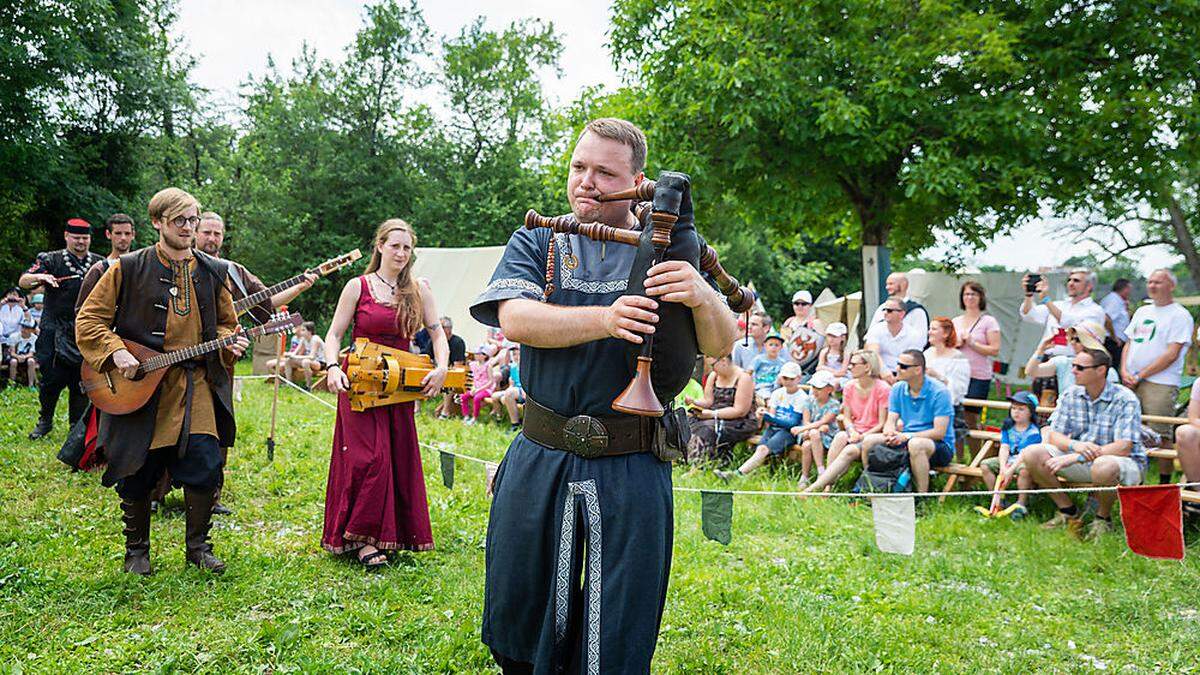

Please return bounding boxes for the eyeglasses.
[883,307,903,314]
[1071,363,1103,372]
[170,215,201,228]
[897,362,919,370]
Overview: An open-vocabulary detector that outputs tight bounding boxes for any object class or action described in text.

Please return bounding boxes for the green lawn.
[2,379,1199,673]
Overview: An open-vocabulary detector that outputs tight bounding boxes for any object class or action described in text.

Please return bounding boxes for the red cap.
[65,218,91,235]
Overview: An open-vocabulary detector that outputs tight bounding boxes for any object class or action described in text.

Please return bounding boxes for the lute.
[234,249,362,316]
[82,312,303,415]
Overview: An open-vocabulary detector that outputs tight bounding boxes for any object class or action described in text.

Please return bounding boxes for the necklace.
[374,272,397,293]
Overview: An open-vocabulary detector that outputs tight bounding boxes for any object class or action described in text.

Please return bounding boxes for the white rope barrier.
[243,381,1199,499]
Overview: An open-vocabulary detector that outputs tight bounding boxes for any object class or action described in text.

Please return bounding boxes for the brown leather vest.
[98,245,236,486]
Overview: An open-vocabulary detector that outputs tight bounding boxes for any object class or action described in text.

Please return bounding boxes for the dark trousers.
[116,434,224,500]
[37,356,87,426]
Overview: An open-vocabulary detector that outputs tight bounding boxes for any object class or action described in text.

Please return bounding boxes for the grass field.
[2,377,1199,673]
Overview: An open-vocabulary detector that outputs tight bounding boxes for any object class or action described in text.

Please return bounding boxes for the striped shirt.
[1049,381,1145,468]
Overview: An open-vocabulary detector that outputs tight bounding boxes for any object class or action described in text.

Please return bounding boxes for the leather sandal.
[357,549,389,570]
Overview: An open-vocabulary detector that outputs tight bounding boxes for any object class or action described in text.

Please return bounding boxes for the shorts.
[888,438,954,468]
[1043,446,1145,486]
[966,377,992,401]
[980,456,1025,475]
[1134,381,1179,436]
[759,426,796,456]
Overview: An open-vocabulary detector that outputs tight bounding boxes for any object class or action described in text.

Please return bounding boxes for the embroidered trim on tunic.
[482,278,544,298]
[554,479,602,675]
[554,234,627,295]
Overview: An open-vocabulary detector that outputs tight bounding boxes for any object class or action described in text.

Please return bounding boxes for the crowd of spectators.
[1,286,43,389]
[682,267,1200,538]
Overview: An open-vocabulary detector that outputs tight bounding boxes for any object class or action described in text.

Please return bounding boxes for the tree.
[608,0,1200,298]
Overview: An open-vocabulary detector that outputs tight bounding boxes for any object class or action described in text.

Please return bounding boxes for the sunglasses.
[793,300,811,306]
[897,362,919,370]
[1071,363,1103,372]
[849,360,866,367]
[883,307,903,314]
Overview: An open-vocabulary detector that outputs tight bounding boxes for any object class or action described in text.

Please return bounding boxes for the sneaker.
[714,469,742,482]
[509,423,520,432]
[463,417,476,426]
[1007,504,1028,521]
[1084,518,1112,541]
[436,413,450,421]
[797,477,810,490]
[1041,511,1082,531]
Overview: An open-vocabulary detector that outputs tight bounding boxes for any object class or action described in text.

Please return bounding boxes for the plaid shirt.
[1049,381,1145,467]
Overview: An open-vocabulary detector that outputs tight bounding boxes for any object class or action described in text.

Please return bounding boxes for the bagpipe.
[344,338,468,412]
[524,172,755,417]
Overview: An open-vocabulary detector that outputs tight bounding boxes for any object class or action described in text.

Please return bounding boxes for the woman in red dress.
[322,219,449,568]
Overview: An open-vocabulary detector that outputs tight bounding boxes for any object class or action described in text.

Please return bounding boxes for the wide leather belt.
[522,396,656,459]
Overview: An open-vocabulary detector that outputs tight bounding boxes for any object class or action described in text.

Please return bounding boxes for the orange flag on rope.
[1118,484,1184,560]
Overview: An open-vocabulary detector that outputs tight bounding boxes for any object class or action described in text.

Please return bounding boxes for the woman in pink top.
[952,280,1001,434]
[803,350,891,493]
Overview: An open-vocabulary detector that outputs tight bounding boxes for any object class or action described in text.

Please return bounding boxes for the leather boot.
[184,487,225,573]
[120,498,152,575]
[28,416,53,440]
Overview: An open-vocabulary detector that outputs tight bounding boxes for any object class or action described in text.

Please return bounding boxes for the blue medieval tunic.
[470,225,673,675]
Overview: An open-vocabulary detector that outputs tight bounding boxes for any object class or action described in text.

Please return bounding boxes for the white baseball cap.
[825,322,848,337]
[791,290,813,304]
[808,370,836,389]
[779,361,803,379]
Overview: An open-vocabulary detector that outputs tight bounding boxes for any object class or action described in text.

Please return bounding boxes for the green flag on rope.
[439,450,455,489]
[701,490,733,545]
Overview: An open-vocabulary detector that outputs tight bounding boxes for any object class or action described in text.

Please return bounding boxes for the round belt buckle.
[562,415,609,459]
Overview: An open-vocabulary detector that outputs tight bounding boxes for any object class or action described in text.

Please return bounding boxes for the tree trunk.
[1166,193,1200,290]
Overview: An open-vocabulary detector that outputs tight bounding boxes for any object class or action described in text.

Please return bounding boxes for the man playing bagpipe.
[470,118,740,673]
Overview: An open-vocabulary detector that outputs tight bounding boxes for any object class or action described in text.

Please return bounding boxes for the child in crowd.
[5,319,38,387]
[718,362,808,479]
[814,322,850,387]
[793,370,841,489]
[461,345,496,425]
[979,391,1042,520]
[751,331,789,399]
[493,344,526,431]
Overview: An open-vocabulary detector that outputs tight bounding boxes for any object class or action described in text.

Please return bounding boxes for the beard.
[197,241,220,256]
[161,230,193,252]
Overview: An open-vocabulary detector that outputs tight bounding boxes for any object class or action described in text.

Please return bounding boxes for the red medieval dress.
[321,276,434,553]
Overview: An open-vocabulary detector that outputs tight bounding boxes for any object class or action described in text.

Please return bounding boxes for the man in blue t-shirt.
[861,349,955,492]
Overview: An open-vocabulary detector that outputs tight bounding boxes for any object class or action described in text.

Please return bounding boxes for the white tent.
[412,245,506,351]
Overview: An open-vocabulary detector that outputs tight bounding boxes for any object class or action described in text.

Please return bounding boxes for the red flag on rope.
[1118,484,1184,560]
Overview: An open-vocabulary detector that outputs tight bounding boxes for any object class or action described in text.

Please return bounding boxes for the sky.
[174,0,1179,276]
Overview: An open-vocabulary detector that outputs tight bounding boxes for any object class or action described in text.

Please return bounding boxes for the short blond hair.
[578,118,647,174]
[199,211,224,227]
[148,188,200,224]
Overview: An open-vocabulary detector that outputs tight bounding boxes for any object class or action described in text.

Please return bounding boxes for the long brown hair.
[365,219,422,338]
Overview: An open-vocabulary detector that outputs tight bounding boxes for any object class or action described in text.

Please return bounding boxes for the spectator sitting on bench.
[814,321,850,388]
[286,321,326,389]
[751,330,789,399]
[1024,320,1118,398]
[979,391,1042,520]
[794,370,841,489]
[804,350,891,493]
[718,361,808,480]
[5,318,38,387]
[493,343,525,432]
[858,349,955,495]
[1021,348,1145,540]
[865,298,925,383]
[266,328,311,383]
[1175,380,1200,511]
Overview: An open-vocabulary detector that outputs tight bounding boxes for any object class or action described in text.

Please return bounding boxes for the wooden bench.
[940,399,1194,503]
